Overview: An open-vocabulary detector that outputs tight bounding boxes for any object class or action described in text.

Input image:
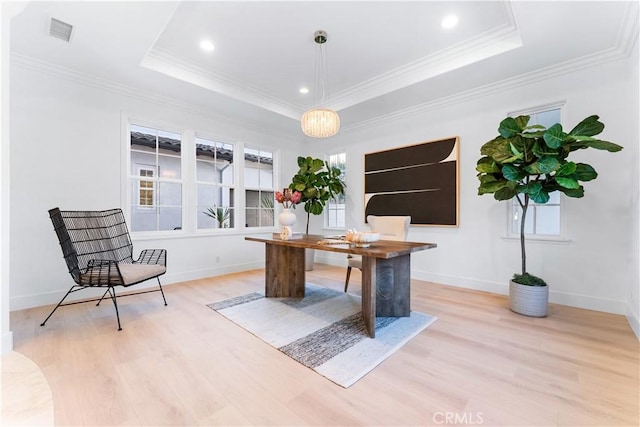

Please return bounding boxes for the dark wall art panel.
[364,137,459,226]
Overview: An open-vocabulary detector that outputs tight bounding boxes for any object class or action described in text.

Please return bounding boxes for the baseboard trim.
[413,269,627,315]
[10,261,264,311]
[10,260,629,318]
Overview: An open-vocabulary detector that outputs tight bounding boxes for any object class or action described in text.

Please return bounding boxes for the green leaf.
[524,182,550,204]
[525,156,560,174]
[494,187,517,200]
[556,177,580,189]
[574,163,598,181]
[476,156,500,173]
[514,115,530,130]
[310,158,324,172]
[581,139,623,152]
[480,137,513,163]
[478,175,497,184]
[555,161,576,176]
[558,186,585,198]
[502,164,525,181]
[543,123,566,149]
[498,117,520,138]
[568,115,604,137]
[478,180,508,195]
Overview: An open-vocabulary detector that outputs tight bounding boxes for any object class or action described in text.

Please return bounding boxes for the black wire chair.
[41,207,168,330]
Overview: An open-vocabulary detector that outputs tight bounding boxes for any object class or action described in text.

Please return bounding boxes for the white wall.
[9,60,303,310]
[628,43,640,338]
[314,50,639,321]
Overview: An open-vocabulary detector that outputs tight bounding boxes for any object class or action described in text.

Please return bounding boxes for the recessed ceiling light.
[441,14,459,29]
[299,87,309,94]
[200,40,215,52]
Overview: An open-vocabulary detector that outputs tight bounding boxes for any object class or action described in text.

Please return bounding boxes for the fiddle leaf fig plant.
[477,114,622,285]
[290,156,346,234]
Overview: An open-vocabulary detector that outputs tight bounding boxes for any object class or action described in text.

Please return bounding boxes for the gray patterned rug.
[207,283,437,387]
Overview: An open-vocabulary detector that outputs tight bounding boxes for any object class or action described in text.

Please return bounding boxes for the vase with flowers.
[275,188,302,239]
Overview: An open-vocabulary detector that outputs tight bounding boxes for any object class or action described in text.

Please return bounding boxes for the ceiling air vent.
[49,17,73,42]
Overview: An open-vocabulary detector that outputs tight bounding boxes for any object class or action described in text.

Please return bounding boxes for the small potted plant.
[289,156,346,269]
[476,114,622,316]
[204,205,230,228]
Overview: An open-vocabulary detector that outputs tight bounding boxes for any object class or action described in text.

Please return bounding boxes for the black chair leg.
[157,278,168,306]
[40,285,82,327]
[106,287,123,331]
[344,266,352,292]
[96,288,110,306]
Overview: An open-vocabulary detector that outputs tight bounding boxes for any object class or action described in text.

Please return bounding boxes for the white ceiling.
[9,1,638,137]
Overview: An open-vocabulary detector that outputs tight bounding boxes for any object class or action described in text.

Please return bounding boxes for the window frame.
[122,114,280,237]
[243,146,276,230]
[195,136,236,231]
[128,121,184,233]
[505,102,569,242]
[324,151,347,230]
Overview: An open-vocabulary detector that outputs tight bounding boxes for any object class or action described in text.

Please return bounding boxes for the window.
[126,118,280,234]
[244,147,274,228]
[326,152,346,228]
[129,124,182,232]
[196,137,235,229]
[508,105,563,238]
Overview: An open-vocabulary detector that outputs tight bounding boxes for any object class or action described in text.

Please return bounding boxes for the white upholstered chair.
[344,215,411,292]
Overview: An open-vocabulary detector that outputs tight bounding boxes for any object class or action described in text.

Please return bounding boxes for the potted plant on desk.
[289,156,346,270]
[476,114,622,316]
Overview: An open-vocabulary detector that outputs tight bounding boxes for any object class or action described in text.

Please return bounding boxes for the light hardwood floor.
[7,264,640,426]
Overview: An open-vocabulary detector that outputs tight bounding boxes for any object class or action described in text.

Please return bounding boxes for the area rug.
[207,283,437,387]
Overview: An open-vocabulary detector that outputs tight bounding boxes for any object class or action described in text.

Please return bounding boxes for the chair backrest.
[366,215,411,241]
[49,208,134,283]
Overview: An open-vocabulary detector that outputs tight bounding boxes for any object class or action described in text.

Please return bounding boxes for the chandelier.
[301,30,340,138]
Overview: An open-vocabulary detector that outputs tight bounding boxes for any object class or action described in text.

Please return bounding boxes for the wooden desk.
[245,234,437,337]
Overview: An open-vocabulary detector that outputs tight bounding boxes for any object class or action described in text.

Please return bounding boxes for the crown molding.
[10,52,299,142]
[617,1,640,57]
[141,47,303,120]
[330,2,522,111]
[341,40,637,135]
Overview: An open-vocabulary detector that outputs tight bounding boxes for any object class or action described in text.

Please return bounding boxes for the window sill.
[501,235,571,244]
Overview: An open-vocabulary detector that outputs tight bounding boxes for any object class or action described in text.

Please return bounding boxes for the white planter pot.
[509,280,548,317]
[305,248,315,271]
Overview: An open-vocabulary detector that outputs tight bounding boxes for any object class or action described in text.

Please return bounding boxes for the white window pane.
[159,154,181,179]
[131,124,156,135]
[159,207,182,231]
[245,190,260,208]
[158,129,181,141]
[535,205,561,235]
[131,207,157,232]
[159,182,182,206]
[198,185,219,206]
[259,168,273,189]
[196,160,217,183]
[534,108,561,128]
[221,164,234,185]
